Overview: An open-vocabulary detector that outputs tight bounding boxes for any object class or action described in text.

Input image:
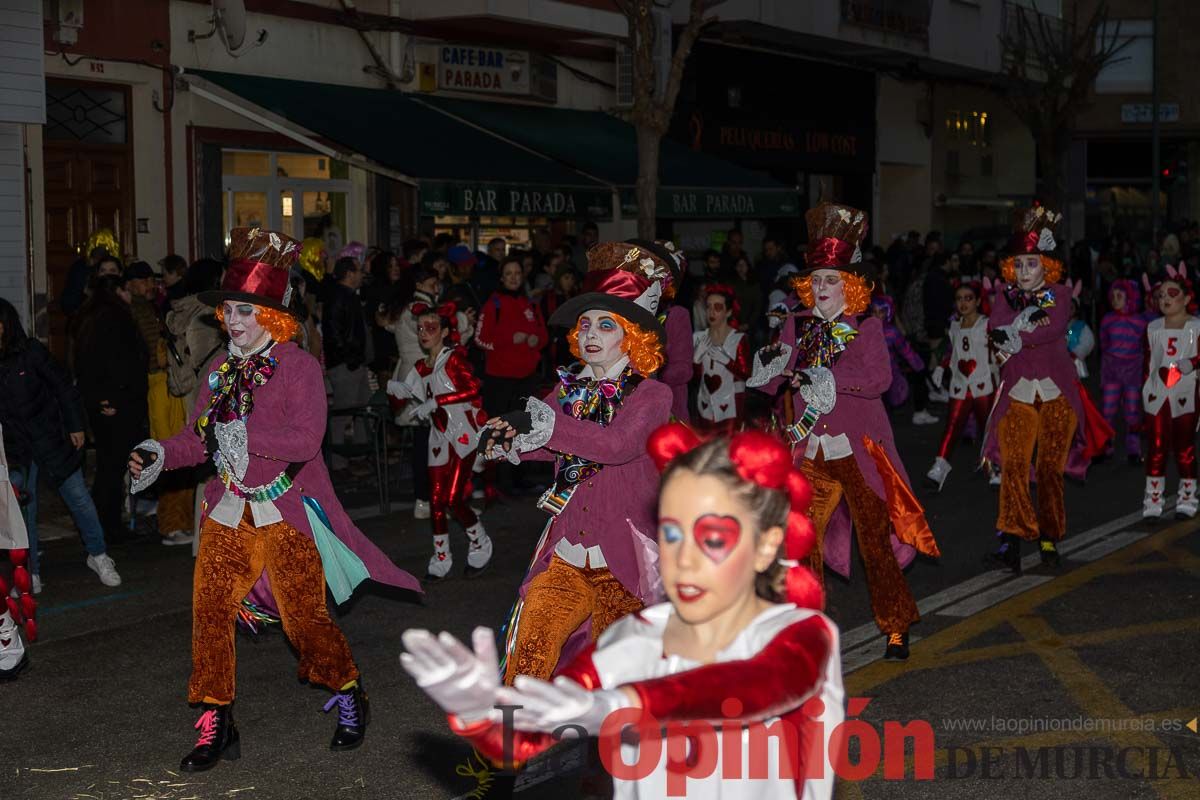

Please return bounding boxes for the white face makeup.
[1014,254,1045,291]
[657,472,778,626]
[576,310,626,374]
[810,269,846,319]
[222,302,269,351]
[633,281,663,314]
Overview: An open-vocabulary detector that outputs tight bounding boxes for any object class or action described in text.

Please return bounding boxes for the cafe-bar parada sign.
[438,46,530,95]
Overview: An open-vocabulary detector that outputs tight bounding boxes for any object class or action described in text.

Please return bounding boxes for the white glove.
[409,398,437,422]
[496,674,632,735]
[707,345,731,365]
[931,366,945,387]
[693,341,709,364]
[400,627,501,722]
[387,379,413,399]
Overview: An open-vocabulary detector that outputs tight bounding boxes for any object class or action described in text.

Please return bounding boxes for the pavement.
[3,406,1199,799]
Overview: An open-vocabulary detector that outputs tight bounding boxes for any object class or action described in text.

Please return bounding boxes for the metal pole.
[1150,0,1161,241]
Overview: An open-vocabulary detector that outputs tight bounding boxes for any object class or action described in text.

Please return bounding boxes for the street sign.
[1121,103,1180,123]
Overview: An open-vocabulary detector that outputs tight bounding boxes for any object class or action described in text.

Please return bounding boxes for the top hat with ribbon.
[799,202,872,279]
[199,227,300,317]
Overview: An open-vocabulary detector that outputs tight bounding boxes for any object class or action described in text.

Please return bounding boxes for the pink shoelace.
[194,709,219,746]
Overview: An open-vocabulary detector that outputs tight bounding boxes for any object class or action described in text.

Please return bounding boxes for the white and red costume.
[692,328,750,428]
[394,341,493,578]
[1,424,34,678]
[926,313,995,489]
[451,603,843,799]
[1141,315,1200,518]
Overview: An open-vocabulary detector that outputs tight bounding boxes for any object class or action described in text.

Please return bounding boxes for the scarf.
[1003,284,1055,313]
[792,315,858,370]
[536,363,644,516]
[195,347,278,438]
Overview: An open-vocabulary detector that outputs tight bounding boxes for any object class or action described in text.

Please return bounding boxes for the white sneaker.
[1177,478,1198,518]
[465,523,493,572]
[0,610,28,678]
[413,499,431,520]
[160,530,195,546]
[925,457,952,491]
[912,410,940,425]
[31,575,42,595]
[86,553,122,587]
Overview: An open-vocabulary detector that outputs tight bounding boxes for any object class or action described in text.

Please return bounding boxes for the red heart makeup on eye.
[693,514,742,564]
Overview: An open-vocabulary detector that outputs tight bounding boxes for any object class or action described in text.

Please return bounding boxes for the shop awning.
[420,95,800,218]
[186,70,613,217]
[187,70,798,220]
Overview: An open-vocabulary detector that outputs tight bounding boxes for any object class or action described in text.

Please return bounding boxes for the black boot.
[325,682,369,751]
[180,704,240,772]
[1039,538,1060,568]
[989,532,1022,575]
[883,632,910,660]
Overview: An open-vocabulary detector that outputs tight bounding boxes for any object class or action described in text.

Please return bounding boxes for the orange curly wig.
[791,272,873,316]
[568,312,664,375]
[215,304,301,344]
[1000,254,1064,285]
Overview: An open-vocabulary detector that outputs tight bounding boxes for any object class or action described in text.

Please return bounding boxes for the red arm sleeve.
[436,349,482,406]
[630,616,833,723]
[729,336,751,381]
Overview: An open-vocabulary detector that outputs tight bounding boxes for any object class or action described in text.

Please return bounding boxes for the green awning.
[421,95,799,218]
[189,70,798,220]
[189,70,610,216]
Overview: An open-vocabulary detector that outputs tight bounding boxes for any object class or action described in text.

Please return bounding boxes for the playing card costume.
[129,228,421,770]
[485,263,673,683]
[1,424,33,679]
[403,426,843,800]
[1140,266,1200,519]
[692,284,750,429]
[982,207,1084,571]
[387,302,493,578]
[748,203,940,659]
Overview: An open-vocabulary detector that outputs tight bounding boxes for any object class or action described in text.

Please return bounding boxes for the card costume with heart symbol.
[926,313,996,488]
[392,341,493,579]
[1140,315,1200,518]
[692,328,750,426]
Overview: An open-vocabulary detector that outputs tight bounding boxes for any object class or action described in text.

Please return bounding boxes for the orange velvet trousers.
[801,452,920,635]
[504,554,642,684]
[189,510,358,705]
[996,397,1076,542]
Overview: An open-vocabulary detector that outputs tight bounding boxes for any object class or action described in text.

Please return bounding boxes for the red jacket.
[475,289,548,378]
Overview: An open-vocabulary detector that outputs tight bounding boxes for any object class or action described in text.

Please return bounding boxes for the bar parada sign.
[419,181,612,219]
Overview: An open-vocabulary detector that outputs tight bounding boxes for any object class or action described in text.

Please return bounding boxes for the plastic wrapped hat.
[1008,205,1062,256]
[199,227,301,317]
[582,240,682,305]
[338,241,367,264]
[298,237,327,281]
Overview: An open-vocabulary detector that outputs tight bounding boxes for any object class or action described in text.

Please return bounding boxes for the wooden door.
[43,79,134,359]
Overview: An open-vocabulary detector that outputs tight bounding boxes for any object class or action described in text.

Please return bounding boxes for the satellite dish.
[214,0,247,51]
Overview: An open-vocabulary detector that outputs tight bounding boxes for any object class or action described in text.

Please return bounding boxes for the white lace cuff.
[994,326,1023,355]
[215,419,249,481]
[495,397,556,465]
[130,439,165,494]
[1013,306,1042,333]
[798,366,836,414]
[747,343,793,388]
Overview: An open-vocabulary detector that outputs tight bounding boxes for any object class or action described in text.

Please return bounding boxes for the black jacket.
[322,284,368,370]
[0,340,86,486]
[72,296,150,417]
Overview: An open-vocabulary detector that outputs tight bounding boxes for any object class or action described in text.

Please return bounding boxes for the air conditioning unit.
[616,7,671,107]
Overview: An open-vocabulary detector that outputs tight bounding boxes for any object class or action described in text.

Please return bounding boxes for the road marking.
[841,634,922,674]
[1068,530,1149,563]
[936,575,1053,617]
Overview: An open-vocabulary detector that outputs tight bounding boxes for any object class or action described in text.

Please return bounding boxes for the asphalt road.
[4,405,1196,800]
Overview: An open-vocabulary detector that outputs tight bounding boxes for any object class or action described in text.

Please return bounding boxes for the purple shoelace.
[323,692,359,727]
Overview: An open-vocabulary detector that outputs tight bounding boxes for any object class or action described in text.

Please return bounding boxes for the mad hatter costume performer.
[386,300,493,578]
[480,277,673,683]
[982,206,1084,571]
[127,228,421,771]
[749,203,939,660]
[582,239,693,422]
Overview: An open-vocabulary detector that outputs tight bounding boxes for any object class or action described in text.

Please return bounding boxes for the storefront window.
[221,149,353,244]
